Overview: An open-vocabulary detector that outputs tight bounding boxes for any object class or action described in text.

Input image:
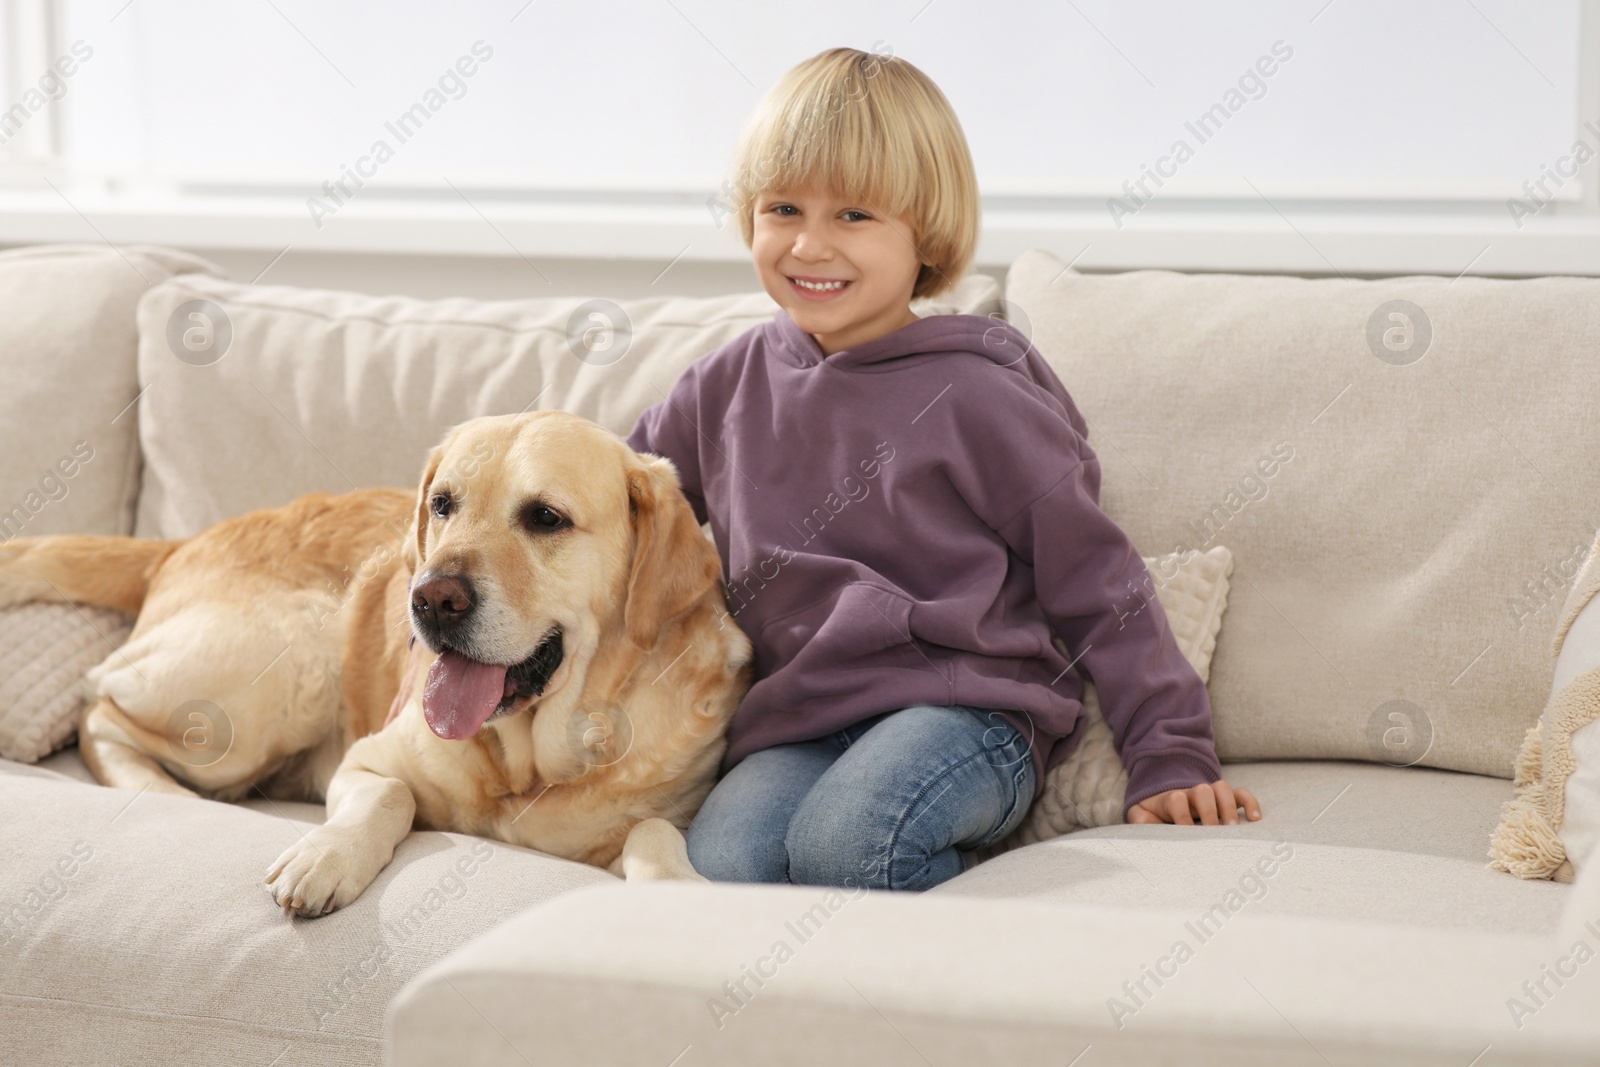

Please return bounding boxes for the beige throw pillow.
[0,244,221,541]
[1006,247,1600,778]
[131,271,1002,539]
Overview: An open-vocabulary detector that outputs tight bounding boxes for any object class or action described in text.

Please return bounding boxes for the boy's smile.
[752,183,928,357]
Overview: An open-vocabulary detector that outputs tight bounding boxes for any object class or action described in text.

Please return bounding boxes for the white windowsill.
[0,186,1596,278]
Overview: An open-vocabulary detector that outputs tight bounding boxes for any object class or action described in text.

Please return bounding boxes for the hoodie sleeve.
[985,431,1223,815]
[624,360,710,528]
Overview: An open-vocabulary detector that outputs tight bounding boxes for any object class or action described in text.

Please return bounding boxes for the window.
[1,0,1593,275]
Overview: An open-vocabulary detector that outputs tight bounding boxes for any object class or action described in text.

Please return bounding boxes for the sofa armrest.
[387,882,1591,1066]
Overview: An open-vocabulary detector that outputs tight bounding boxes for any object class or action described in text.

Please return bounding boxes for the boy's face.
[751,182,927,357]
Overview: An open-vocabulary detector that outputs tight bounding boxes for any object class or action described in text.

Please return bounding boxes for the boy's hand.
[1127,780,1262,825]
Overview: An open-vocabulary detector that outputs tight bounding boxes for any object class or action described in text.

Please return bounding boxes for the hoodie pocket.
[757,580,918,677]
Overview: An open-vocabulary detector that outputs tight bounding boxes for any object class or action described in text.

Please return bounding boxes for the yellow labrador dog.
[0,411,752,915]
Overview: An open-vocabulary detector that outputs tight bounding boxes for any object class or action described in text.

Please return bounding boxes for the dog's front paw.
[620,817,709,882]
[264,830,368,917]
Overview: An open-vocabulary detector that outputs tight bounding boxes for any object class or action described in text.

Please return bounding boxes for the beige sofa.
[2,242,1596,1065]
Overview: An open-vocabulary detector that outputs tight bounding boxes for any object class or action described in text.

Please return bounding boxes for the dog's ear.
[405,442,447,573]
[623,455,719,652]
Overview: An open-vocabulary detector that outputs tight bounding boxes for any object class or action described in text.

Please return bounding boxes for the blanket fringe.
[1489,716,1577,882]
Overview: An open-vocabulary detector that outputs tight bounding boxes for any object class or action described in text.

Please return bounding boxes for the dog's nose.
[411,572,475,627]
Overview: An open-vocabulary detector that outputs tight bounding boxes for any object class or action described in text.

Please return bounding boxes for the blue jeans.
[686,704,1036,892]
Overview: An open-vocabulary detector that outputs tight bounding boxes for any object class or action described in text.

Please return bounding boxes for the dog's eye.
[431,493,452,519]
[519,501,568,534]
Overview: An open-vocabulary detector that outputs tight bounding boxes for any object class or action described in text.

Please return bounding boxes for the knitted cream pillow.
[1490,528,1600,883]
[0,602,133,763]
[985,544,1234,855]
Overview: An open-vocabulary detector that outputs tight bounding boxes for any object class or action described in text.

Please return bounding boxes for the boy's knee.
[784,806,893,889]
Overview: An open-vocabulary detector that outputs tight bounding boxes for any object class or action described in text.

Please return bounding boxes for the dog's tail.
[0,534,180,616]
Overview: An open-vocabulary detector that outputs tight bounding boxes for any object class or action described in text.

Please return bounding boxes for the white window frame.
[1,0,1598,277]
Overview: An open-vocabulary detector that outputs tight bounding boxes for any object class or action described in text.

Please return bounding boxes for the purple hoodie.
[625,308,1222,812]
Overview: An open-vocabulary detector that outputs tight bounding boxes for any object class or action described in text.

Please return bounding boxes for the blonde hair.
[725,47,979,302]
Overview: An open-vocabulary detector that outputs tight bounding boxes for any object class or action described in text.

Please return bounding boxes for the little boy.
[627,47,1260,892]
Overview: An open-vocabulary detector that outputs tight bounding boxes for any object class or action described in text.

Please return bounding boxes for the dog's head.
[403,410,719,742]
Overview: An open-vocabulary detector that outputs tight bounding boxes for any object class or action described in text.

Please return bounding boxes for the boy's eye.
[768,205,870,221]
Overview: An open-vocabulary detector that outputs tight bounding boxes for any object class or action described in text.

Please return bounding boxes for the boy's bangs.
[744,90,917,223]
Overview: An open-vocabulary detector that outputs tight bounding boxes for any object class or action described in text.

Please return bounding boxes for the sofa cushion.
[0,244,220,540]
[130,272,1002,539]
[1006,248,1600,778]
[0,752,614,1067]
[943,759,1568,936]
[385,761,1584,1067]
[387,875,1590,1067]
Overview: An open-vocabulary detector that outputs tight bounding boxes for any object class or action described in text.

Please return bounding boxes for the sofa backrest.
[22,239,1581,778]
[0,244,220,541]
[1006,247,1600,778]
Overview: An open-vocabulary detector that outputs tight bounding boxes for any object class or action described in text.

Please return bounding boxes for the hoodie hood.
[773,308,1030,371]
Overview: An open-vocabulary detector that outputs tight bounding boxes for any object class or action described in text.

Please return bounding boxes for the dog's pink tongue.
[422,651,509,740]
